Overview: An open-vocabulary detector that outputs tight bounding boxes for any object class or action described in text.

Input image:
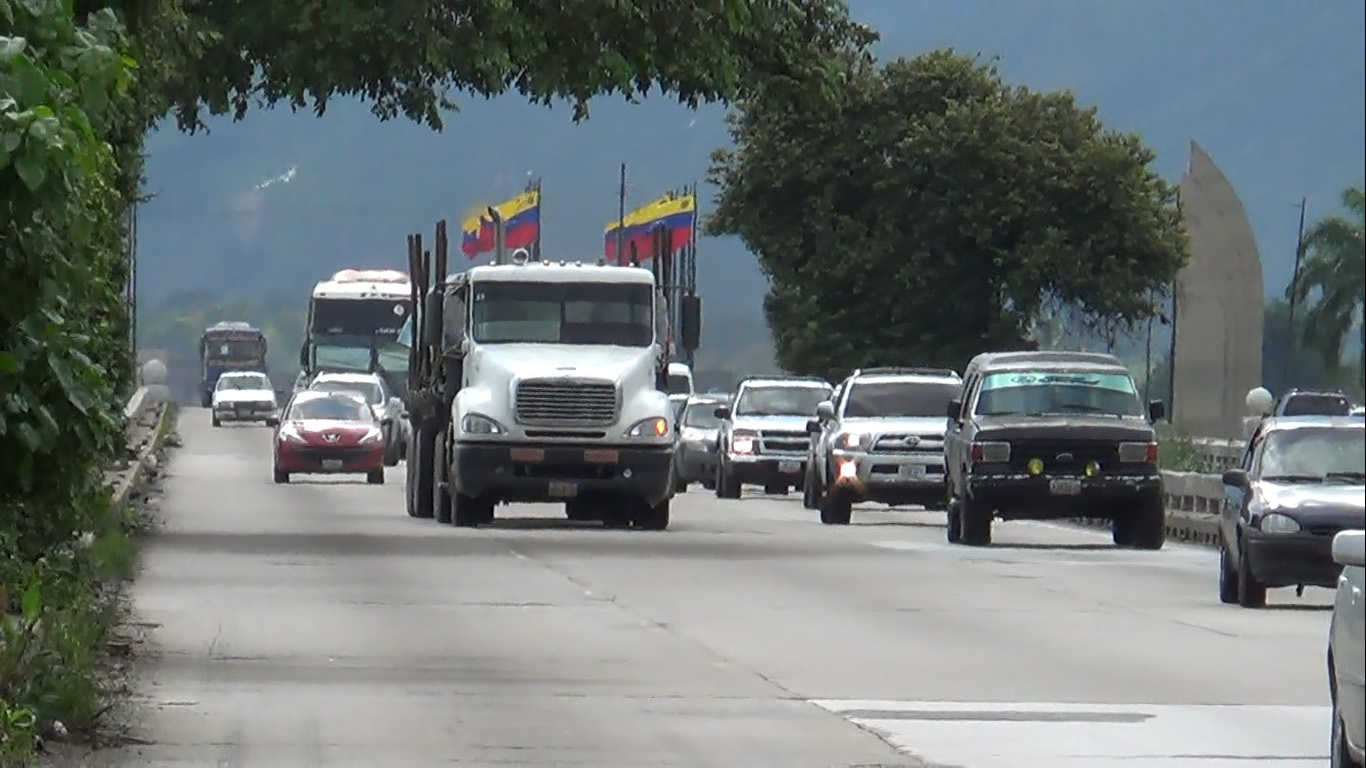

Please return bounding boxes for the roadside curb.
[107,402,175,521]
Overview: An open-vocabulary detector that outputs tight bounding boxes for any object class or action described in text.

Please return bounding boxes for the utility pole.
[1286,197,1308,362]
[616,163,627,265]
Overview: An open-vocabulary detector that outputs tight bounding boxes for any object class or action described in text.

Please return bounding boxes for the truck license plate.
[321,459,343,471]
[898,464,926,479]
[1049,479,1082,496]
[548,481,578,498]
[778,461,800,473]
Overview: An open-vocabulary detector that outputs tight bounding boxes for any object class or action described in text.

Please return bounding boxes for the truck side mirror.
[946,399,962,420]
[714,405,730,420]
[680,295,702,352]
[1148,400,1166,422]
[815,400,834,420]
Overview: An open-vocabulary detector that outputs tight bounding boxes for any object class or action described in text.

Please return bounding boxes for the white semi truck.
[402,217,702,530]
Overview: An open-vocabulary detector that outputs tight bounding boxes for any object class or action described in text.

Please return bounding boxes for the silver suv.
[803,367,962,525]
[714,376,833,498]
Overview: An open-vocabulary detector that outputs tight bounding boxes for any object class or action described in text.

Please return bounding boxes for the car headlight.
[358,427,384,444]
[626,417,670,438]
[462,413,506,435]
[277,425,306,444]
[731,429,758,454]
[970,440,1011,463]
[836,432,871,451]
[1259,512,1301,534]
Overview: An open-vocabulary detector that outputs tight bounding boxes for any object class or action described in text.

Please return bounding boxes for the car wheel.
[801,464,816,509]
[946,498,962,543]
[366,469,385,485]
[265,418,279,427]
[272,467,289,484]
[1218,541,1239,604]
[1330,699,1362,768]
[1236,537,1268,608]
[211,414,222,428]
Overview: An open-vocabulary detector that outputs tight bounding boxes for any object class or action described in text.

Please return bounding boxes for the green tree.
[706,51,1188,381]
[1287,185,1364,388]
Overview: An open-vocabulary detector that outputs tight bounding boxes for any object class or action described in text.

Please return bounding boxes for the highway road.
[97,409,1333,767]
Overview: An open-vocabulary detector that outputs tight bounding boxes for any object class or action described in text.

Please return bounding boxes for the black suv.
[943,351,1167,548]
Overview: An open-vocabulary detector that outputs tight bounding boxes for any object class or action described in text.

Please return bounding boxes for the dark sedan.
[1218,416,1365,608]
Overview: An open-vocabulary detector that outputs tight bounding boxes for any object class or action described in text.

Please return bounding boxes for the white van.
[667,362,695,417]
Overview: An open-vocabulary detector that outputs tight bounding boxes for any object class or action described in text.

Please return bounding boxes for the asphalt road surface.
[97,409,1333,768]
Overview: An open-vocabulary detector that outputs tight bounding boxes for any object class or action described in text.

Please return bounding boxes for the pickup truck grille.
[759,430,810,455]
[1008,439,1118,473]
[515,379,618,426]
[871,433,943,454]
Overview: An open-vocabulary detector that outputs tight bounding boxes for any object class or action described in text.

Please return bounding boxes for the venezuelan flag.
[461,189,542,257]
[603,194,696,263]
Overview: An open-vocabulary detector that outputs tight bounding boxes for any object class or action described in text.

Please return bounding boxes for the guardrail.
[108,359,172,517]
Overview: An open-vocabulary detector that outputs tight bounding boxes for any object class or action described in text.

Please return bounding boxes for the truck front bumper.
[453,441,674,507]
[828,449,946,506]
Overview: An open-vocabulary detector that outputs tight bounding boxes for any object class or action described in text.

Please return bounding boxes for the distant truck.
[401,216,701,530]
[199,321,268,407]
[300,268,413,398]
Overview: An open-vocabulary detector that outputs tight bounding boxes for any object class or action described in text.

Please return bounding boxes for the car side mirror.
[1148,400,1166,422]
[947,399,962,420]
[389,396,404,413]
[1221,468,1249,488]
[713,405,730,420]
[805,419,821,434]
[815,400,834,420]
[1331,530,1366,568]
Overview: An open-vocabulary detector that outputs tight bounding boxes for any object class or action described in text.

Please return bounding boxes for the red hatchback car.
[272,391,387,484]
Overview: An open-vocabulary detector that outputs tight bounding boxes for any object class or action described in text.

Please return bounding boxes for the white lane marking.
[810,700,1329,767]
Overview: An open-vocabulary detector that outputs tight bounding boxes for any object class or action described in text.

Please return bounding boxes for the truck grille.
[759,430,810,455]
[515,379,618,426]
[1008,439,1118,473]
[871,433,943,454]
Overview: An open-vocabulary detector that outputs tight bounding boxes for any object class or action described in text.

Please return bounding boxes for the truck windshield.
[975,370,1144,418]
[735,386,832,417]
[667,374,693,395]
[470,281,654,346]
[204,338,265,359]
[310,298,410,337]
[843,380,960,418]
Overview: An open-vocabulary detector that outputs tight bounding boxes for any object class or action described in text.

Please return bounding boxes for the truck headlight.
[461,413,506,435]
[626,417,669,438]
[731,429,758,455]
[1118,441,1158,463]
[970,441,1010,463]
[837,432,870,451]
[1259,512,1301,534]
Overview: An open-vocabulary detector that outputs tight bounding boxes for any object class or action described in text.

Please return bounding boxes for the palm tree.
[1288,186,1364,389]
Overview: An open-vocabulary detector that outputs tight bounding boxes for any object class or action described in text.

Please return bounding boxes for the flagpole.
[616,163,627,265]
[532,177,543,262]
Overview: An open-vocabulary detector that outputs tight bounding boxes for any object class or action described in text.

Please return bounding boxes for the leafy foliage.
[145,0,877,131]
[1,0,139,757]
[707,50,1189,381]
[1287,185,1364,389]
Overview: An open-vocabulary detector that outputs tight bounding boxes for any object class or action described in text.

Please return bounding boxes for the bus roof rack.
[852,366,960,379]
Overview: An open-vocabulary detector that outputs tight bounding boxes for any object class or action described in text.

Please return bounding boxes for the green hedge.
[1,1,140,761]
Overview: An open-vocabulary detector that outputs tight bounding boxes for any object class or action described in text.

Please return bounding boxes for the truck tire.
[1113,498,1166,550]
[716,463,741,499]
[366,469,385,485]
[633,497,670,531]
[382,426,401,467]
[201,392,212,408]
[453,492,492,528]
[211,414,221,428]
[432,434,452,524]
[959,497,992,546]
[818,488,852,525]
[406,420,438,519]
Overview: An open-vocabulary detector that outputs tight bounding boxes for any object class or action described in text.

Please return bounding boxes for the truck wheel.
[453,493,491,528]
[201,392,212,408]
[603,496,633,529]
[366,469,385,485]
[764,483,787,495]
[716,464,742,499]
[432,436,452,524]
[383,433,401,467]
[818,488,852,525]
[1114,498,1166,550]
[959,498,992,546]
[211,414,222,428]
[945,498,962,543]
[1236,538,1267,608]
[406,421,438,519]
[633,498,670,531]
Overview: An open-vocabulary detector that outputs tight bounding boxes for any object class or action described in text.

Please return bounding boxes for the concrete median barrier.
[1068,469,1223,547]
[107,360,177,522]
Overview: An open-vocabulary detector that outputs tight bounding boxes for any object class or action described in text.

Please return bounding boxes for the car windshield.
[843,380,961,418]
[735,385,831,417]
[288,396,375,423]
[683,403,724,429]
[471,281,654,346]
[1259,427,1366,481]
[1280,393,1352,417]
[216,374,271,391]
[975,370,1144,418]
[312,380,383,404]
